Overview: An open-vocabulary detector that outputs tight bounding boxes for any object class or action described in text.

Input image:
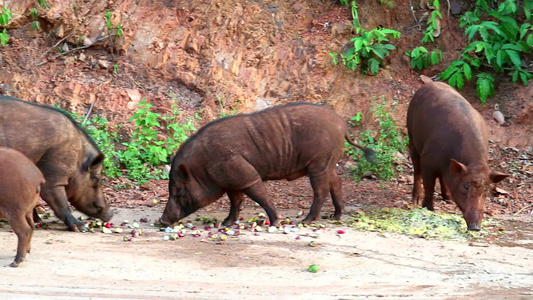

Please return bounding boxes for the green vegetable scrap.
[348,207,502,241]
[308,264,320,273]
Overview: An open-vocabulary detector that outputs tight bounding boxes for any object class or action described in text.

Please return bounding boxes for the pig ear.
[449,159,467,175]
[82,152,104,172]
[178,164,190,182]
[489,171,508,184]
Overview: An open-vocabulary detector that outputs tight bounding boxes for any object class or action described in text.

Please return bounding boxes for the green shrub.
[72,99,196,184]
[441,0,533,104]
[330,0,401,75]
[421,0,443,43]
[120,99,195,182]
[0,7,12,47]
[346,98,407,181]
[405,46,443,70]
[105,11,123,36]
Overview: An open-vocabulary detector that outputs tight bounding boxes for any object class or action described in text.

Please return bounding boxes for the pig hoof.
[9,261,19,268]
[301,216,314,225]
[221,218,235,227]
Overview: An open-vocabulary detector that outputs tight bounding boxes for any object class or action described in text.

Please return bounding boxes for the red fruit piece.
[337,230,346,234]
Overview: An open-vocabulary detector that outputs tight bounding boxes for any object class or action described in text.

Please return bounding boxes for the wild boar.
[0,147,44,267]
[160,102,375,227]
[0,96,113,231]
[407,82,508,231]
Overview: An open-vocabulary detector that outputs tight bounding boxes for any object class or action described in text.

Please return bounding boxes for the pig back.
[0,97,83,164]
[407,82,489,167]
[179,103,347,187]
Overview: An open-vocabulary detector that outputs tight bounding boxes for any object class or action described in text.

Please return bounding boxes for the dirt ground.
[1,194,532,299]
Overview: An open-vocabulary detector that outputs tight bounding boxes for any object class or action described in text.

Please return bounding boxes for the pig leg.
[8,209,33,267]
[222,191,244,226]
[25,208,35,254]
[40,185,85,232]
[33,208,42,225]
[329,171,344,220]
[439,176,451,200]
[302,174,330,224]
[421,170,437,211]
[242,182,280,227]
[411,149,423,206]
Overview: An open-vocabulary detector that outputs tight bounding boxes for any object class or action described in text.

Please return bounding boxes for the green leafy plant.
[379,0,395,9]
[441,0,533,104]
[422,0,443,43]
[348,112,363,127]
[120,99,195,182]
[439,59,473,90]
[331,27,401,75]
[30,8,41,31]
[405,46,443,70]
[0,7,12,47]
[38,0,50,10]
[218,97,240,117]
[346,98,407,181]
[330,1,400,75]
[105,11,123,37]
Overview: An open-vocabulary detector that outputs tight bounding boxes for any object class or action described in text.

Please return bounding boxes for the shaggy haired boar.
[0,96,112,231]
[161,102,375,227]
[0,147,44,267]
[407,82,508,230]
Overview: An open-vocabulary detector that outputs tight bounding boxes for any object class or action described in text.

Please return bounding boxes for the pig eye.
[462,184,470,191]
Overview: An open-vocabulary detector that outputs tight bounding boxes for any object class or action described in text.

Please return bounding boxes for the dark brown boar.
[160,102,375,227]
[407,82,508,231]
[0,147,44,267]
[0,96,113,231]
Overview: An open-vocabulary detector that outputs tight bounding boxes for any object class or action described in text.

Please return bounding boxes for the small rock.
[493,110,505,125]
[98,60,110,69]
[83,37,93,46]
[163,165,171,174]
[450,1,462,14]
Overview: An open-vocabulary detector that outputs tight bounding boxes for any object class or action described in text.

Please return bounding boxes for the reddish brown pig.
[160,102,375,227]
[407,82,508,231]
[0,96,112,231]
[0,147,44,267]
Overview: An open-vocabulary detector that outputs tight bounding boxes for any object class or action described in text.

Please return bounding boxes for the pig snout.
[159,214,175,227]
[99,208,113,222]
[463,209,483,231]
[467,223,481,231]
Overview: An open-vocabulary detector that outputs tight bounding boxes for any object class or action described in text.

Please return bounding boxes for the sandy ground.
[0,206,532,300]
